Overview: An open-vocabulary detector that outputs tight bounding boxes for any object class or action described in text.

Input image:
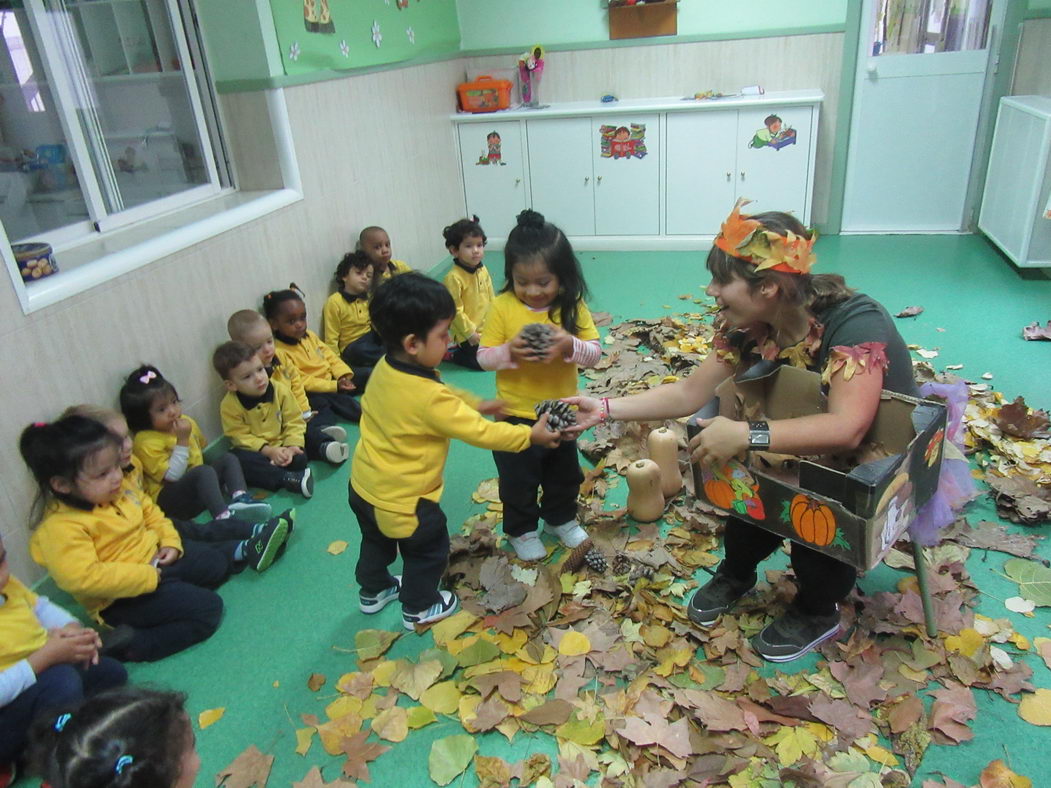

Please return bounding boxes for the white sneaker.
[402,590,458,630]
[545,520,588,548]
[322,440,350,464]
[507,530,547,561]
[320,425,347,442]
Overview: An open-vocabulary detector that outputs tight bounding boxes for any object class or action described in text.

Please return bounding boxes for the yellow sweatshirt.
[220,380,306,451]
[351,356,531,536]
[29,478,182,619]
[322,291,372,354]
[0,576,49,671]
[480,293,600,419]
[274,329,353,393]
[444,262,495,343]
[377,258,411,282]
[132,415,206,500]
[269,356,310,414]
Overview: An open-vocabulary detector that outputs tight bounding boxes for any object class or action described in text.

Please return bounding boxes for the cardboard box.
[686,364,946,570]
[609,2,678,40]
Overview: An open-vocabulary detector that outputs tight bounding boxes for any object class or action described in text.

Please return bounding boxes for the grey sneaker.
[359,575,401,614]
[751,606,841,663]
[403,590,459,630]
[322,440,350,464]
[687,570,756,627]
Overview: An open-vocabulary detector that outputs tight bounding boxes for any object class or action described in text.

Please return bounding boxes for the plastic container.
[457,75,512,113]
[12,242,58,282]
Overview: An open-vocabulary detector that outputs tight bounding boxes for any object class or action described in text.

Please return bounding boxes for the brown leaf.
[215,745,274,788]
[292,766,358,788]
[995,397,1050,439]
[469,671,523,703]
[307,673,326,692]
[888,694,923,734]
[829,660,887,708]
[895,305,924,318]
[928,683,977,744]
[943,519,1043,561]
[339,731,389,782]
[808,694,875,740]
[616,712,693,758]
[518,699,574,726]
[511,753,551,785]
[474,755,513,788]
[471,695,510,732]
[979,758,1034,787]
[483,606,533,636]
[675,689,745,732]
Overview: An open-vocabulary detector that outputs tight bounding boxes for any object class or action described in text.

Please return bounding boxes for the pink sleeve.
[565,337,601,368]
[476,343,517,371]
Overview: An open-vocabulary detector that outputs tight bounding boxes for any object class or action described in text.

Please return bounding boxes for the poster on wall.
[599,124,647,159]
[747,114,797,151]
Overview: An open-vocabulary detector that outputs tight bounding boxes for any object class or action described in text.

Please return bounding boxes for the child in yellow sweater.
[442,216,494,370]
[323,251,383,389]
[359,225,411,292]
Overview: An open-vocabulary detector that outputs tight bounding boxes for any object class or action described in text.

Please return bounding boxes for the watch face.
[749,430,770,447]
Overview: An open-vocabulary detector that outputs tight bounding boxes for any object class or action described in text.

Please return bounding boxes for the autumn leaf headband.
[713,198,817,275]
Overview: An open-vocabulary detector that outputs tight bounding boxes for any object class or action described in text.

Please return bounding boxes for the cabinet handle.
[726,172,731,181]
[584,176,589,185]
[740,171,746,180]
[514,178,521,186]
[597,175,603,184]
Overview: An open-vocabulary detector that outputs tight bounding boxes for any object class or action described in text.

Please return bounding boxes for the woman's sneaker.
[687,570,756,627]
[508,531,547,561]
[320,425,347,442]
[751,606,841,663]
[545,519,588,548]
[244,518,289,572]
[227,493,272,522]
[403,590,459,630]
[360,576,401,614]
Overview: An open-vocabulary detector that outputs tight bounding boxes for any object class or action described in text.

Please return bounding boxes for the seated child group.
[1,214,607,777]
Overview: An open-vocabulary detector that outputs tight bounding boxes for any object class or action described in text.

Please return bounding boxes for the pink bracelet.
[599,397,610,423]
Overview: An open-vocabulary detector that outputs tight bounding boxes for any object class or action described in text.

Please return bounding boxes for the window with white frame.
[0,0,230,255]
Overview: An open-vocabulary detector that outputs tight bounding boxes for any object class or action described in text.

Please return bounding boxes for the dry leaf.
[895,305,924,318]
[327,540,348,555]
[340,731,389,782]
[292,766,357,788]
[1022,320,1051,341]
[371,706,409,742]
[307,673,326,692]
[215,745,274,788]
[979,758,1034,787]
[996,397,1050,439]
[1018,688,1051,726]
[198,707,225,729]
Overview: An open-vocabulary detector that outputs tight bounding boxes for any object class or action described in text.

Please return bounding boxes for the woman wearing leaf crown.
[567,199,967,662]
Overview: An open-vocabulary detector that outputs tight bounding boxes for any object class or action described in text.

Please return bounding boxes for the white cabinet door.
[592,114,660,235]
[458,122,526,237]
[735,106,814,222]
[526,117,594,236]
[665,112,737,235]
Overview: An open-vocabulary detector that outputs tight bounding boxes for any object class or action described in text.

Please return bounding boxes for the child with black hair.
[264,286,362,423]
[359,225,411,291]
[20,417,233,662]
[442,216,493,370]
[0,532,127,782]
[477,209,602,562]
[119,365,271,524]
[214,341,352,496]
[28,687,199,788]
[352,272,561,630]
[323,250,383,388]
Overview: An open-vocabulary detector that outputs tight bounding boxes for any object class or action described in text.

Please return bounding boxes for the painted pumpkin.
[788,494,837,546]
[924,428,944,467]
[703,478,736,510]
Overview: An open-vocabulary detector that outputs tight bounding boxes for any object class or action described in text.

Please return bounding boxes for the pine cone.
[584,548,608,574]
[629,564,654,581]
[521,323,555,355]
[563,538,595,572]
[535,399,577,431]
[611,553,631,576]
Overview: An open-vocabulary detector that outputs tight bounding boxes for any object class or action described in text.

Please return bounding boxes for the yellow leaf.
[865,745,899,767]
[898,664,928,683]
[495,628,529,654]
[316,713,362,755]
[654,646,692,677]
[421,680,461,714]
[390,659,443,700]
[325,695,362,721]
[945,628,984,658]
[458,694,482,731]
[370,659,398,687]
[980,758,1033,788]
[521,663,557,694]
[804,721,834,742]
[198,707,225,729]
[1018,688,1051,726]
[326,540,348,555]
[555,714,605,746]
[407,705,437,729]
[431,610,478,647]
[294,727,314,756]
[1010,632,1032,651]
[558,631,592,657]
[641,624,672,648]
[371,706,409,742]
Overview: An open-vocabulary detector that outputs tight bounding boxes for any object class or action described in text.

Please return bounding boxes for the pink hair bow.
[139,370,157,384]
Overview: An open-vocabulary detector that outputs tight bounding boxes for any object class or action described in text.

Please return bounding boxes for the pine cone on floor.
[583,548,608,574]
[563,538,595,572]
[536,399,577,431]
[611,553,631,576]
[629,564,654,582]
[521,323,555,356]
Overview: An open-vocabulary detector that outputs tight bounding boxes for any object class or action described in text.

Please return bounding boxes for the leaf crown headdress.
[713,198,816,275]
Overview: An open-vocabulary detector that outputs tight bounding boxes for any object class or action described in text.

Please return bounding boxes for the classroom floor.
[24,234,1051,787]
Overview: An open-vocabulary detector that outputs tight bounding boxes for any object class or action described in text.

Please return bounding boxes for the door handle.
[514,178,521,186]
[726,172,731,181]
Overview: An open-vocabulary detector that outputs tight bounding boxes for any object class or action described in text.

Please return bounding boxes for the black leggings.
[156,454,246,520]
[720,516,857,617]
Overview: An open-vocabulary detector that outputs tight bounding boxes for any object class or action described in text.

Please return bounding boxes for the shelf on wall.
[608,1,678,41]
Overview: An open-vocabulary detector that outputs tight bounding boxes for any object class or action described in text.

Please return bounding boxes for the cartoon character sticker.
[749,114,796,150]
[600,124,648,159]
[700,460,765,520]
[303,0,334,34]
[475,131,506,166]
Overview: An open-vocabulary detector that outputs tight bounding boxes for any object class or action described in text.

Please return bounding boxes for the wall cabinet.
[453,91,821,246]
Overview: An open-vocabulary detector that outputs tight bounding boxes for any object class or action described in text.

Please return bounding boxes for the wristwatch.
[747,421,771,450]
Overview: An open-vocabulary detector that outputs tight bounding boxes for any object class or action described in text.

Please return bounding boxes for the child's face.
[105,415,134,469]
[241,322,276,366]
[405,317,452,369]
[148,390,182,433]
[173,717,201,788]
[362,230,392,268]
[223,355,270,398]
[341,265,373,296]
[511,258,559,310]
[57,445,124,506]
[614,128,630,141]
[270,299,308,340]
[451,234,485,267]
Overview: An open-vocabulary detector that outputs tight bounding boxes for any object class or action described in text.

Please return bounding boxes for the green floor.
[24,235,1051,787]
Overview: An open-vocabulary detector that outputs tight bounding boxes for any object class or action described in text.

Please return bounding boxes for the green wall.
[457,0,849,50]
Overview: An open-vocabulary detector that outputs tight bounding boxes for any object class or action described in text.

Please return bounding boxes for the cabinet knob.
[597,175,603,184]
[514,178,521,186]
[726,172,731,181]
[584,176,589,185]
[740,171,746,181]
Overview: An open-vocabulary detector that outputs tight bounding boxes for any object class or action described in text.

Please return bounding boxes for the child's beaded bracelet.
[599,397,610,423]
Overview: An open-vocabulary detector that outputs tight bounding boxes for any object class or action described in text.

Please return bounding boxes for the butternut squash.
[648,427,683,498]
[627,459,664,522]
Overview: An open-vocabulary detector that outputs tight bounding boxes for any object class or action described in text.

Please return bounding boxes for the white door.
[458,121,526,238]
[735,106,816,224]
[665,112,737,235]
[526,117,594,236]
[842,0,1005,232]
[592,114,660,235]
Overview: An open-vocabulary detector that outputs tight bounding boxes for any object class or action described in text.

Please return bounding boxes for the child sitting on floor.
[323,250,383,389]
[359,225,411,291]
[442,215,493,370]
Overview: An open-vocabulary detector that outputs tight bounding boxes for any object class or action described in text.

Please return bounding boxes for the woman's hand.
[561,396,603,434]
[688,416,749,468]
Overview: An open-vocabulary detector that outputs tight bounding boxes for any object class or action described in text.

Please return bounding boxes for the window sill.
[8,186,302,314]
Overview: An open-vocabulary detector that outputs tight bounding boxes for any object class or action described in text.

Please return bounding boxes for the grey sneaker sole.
[752,621,841,663]
[228,501,273,522]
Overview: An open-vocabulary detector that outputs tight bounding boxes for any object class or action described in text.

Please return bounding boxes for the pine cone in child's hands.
[535,399,577,432]
[521,323,556,357]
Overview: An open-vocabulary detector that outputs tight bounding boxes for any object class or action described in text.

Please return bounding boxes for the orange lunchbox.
[457,75,512,113]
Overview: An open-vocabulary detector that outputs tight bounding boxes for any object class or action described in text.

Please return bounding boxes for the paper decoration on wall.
[339,39,349,58]
[372,20,383,47]
[303,0,334,34]
[289,42,301,61]
[407,27,415,44]
[475,131,505,166]
[748,114,797,150]
[599,124,647,159]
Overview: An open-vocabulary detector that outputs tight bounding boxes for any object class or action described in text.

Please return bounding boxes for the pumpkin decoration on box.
[780,493,850,549]
[699,460,765,520]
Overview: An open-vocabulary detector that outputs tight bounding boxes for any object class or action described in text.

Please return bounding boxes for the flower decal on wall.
[371,20,382,47]
[288,41,301,61]
[396,0,409,8]
[339,39,350,58]
[406,26,415,44]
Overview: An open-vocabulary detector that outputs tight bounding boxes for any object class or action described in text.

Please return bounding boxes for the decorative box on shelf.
[608,0,678,41]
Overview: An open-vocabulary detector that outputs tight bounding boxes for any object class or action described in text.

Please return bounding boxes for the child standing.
[359,226,411,291]
[323,251,383,388]
[0,532,127,779]
[265,287,362,423]
[28,687,200,788]
[442,216,494,370]
[478,210,602,561]
[214,341,352,495]
[120,366,272,524]
[352,273,560,629]
[19,417,239,662]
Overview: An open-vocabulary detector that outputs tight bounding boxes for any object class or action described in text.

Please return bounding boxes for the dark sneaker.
[273,508,296,560]
[403,590,459,631]
[99,624,136,658]
[227,493,272,522]
[282,468,313,498]
[359,575,402,614]
[687,570,756,627]
[244,518,289,572]
[751,606,841,663]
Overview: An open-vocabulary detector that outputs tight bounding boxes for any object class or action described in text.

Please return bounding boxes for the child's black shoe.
[281,468,313,498]
[244,518,289,572]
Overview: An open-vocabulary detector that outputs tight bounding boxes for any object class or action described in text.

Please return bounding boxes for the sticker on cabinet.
[599,124,647,159]
[475,130,506,165]
[748,114,796,151]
